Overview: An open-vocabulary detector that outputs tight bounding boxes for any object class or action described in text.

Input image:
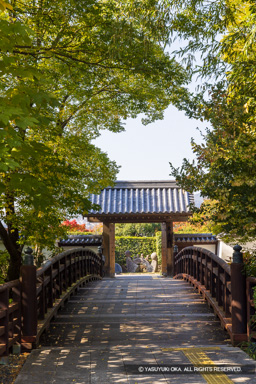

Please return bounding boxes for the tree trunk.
[0,220,22,281]
[7,248,22,281]
[0,191,23,281]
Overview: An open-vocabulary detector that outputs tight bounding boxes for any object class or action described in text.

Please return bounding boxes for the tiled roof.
[58,233,216,247]
[58,235,102,247]
[88,180,193,215]
[174,234,216,243]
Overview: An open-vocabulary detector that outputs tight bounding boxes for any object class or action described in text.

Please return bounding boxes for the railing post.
[81,250,85,277]
[192,249,196,278]
[0,287,9,360]
[200,251,203,284]
[38,273,45,320]
[173,245,178,275]
[98,246,103,277]
[20,247,37,351]
[231,245,247,343]
[196,250,199,280]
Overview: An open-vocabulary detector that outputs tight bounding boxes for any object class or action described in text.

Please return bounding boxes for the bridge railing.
[246,277,256,341]
[0,247,103,360]
[0,279,21,358]
[174,246,256,346]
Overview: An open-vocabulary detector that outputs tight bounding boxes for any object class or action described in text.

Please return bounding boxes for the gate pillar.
[161,221,174,276]
[102,222,115,277]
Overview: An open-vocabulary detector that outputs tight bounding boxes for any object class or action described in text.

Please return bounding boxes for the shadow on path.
[15,275,255,384]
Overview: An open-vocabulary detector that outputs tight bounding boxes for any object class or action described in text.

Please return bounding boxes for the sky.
[93,104,207,181]
[93,35,208,182]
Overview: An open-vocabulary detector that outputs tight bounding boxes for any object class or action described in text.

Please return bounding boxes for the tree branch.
[58,87,114,131]
[12,49,126,70]
[0,220,19,257]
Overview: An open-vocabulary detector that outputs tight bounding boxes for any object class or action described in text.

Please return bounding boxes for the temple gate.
[85,180,193,277]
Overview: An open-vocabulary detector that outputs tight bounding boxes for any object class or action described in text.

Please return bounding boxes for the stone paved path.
[15,275,256,383]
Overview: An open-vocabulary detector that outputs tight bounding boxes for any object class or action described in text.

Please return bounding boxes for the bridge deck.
[15,275,255,383]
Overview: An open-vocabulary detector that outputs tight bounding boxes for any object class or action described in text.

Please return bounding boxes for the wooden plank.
[8,335,20,347]
[0,344,6,355]
[8,302,19,314]
[0,309,7,320]
[43,276,50,286]
[8,318,19,329]
[219,273,226,284]
[36,284,42,296]
[0,287,9,356]
[52,269,58,278]
[35,274,101,346]
[174,272,248,346]
[20,265,37,343]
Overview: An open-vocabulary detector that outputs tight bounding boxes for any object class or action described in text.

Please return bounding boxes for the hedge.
[155,231,162,265]
[115,236,157,266]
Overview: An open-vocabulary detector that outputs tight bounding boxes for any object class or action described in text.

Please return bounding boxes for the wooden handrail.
[175,246,231,275]
[0,279,20,293]
[246,276,256,341]
[174,246,255,346]
[0,247,102,359]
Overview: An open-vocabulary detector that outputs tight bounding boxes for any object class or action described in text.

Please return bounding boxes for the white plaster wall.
[58,245,99,254]
[217,240,233,262]
[192,244,216,254]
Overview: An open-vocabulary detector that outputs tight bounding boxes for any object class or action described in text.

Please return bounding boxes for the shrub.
[0,251,10,284]
[66,231,93,236]
[62,219,92,233]
[115,223,161,237]
[155,231,162,265]
[115,236,157,266]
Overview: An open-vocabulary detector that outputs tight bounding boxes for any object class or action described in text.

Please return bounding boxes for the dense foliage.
[115,223,161,237]
[155,231,162,265]
[174,200,217,234]
[168,0,256,243]
[115,236,157,266]
[62,220,92,233]
[0,0,188,280]
[0,250,9,284]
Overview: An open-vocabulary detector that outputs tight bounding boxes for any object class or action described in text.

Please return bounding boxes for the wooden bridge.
[1,246,256,383]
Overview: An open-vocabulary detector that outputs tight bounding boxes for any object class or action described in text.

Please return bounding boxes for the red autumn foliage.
[61,219,92,232]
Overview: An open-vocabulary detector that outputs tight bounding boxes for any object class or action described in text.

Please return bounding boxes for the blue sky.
[93,104,206,181]
[93,38,208,182]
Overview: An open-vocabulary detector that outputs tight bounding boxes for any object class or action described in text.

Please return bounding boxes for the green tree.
[115,223,161,237]
[168,1,256,242]
[170,96,256,241]
[173,199,217,234]
[0,0,188,280]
